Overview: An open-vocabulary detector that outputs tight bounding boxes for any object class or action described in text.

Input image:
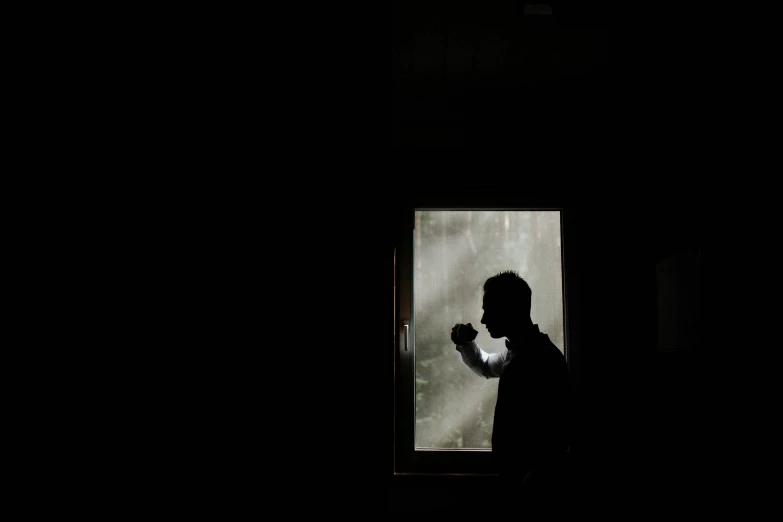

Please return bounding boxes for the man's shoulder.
[542,336,565,359]
[504,335,563,366]
[532,337,568,375]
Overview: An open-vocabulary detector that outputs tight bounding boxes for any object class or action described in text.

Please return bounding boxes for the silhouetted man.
[451,270,571,486]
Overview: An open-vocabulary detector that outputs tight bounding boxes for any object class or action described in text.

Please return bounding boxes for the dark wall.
[390,1,727,155]
[391,2,635,149]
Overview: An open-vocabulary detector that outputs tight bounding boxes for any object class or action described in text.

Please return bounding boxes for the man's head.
[480,270,532,339]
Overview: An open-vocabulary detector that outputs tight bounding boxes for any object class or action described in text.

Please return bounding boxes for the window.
[395,207,576,475]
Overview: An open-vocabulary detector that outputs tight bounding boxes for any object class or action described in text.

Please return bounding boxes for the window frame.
[394,203,581,476]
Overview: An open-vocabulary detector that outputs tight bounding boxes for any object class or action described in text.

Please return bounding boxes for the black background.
[145,0,776,515]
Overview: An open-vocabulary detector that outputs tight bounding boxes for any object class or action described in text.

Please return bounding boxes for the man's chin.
[487,330,503,338]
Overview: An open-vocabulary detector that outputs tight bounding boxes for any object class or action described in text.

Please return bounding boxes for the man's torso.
[491,333,570,474]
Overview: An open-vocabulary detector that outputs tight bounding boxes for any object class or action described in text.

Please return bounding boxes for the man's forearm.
[457,341,504,378]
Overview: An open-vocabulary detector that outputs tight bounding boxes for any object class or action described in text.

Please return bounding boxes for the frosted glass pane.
[413,210,564,449]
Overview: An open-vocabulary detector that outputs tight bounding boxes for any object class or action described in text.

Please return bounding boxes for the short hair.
[483,270,532,316]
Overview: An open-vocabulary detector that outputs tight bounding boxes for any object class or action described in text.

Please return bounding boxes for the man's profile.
[452,270,571,486]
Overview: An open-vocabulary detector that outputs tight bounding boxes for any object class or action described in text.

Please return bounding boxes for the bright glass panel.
[413,210,564,449]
